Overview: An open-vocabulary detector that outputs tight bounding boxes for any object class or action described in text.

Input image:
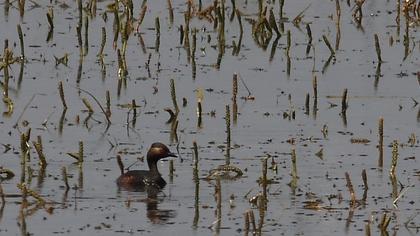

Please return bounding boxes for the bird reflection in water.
[117,185,176,225]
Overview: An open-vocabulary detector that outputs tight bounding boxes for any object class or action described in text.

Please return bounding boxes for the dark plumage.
[117,143,176,191]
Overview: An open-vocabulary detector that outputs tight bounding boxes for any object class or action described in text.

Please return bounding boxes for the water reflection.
[117,186,176,224]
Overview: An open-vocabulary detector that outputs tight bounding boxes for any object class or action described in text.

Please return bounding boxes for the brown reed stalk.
[32,141,47,167]
[379,213,391,231]
[98,27,106,57]
[106,90,111,117]
[374,34,382,62]
[249,210,256,233]
[365,220,371,236]
[362,169,368,190]
[286,30,291,56]
[345,172,356,206]
[179,25,184,45]
[169,159,174,177]
[232,74,238,123]
[82,98,94,113]
[322,34,335,55]
[378,117,384,167]
[390,140,398,176]
[78,141,84,163]
[306,23,312,44]
[76,25,82,54]
[46,7,54,29]
[216,177,221,218]
[232,74,238,102]
[269,9,280,37]
[170,79,179,114]
[244,211,250,235]
[17,24,24,58]
[305,93,310,115]
[2,48,11,98]
[58,81,67,109]
[0,183,4,204]
[290,148,297,177]
[341,88,348,113]
[167,0,174,26]
[225,105,231,165]
[116,155,124,175]
[61,167,70,191]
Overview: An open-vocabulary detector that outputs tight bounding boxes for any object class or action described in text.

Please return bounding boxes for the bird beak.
[168,152,177,158]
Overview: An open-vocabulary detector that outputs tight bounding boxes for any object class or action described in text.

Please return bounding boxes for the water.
[0,0,419,235]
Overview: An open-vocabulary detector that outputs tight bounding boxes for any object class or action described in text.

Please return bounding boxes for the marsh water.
[0,0,419,235]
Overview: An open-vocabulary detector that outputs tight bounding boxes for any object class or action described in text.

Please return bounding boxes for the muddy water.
[0,0,419,235]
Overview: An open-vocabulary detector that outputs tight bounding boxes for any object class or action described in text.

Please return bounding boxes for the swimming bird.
[117,142,176,190]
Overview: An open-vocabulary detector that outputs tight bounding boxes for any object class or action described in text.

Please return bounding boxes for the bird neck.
[147,157,160,175]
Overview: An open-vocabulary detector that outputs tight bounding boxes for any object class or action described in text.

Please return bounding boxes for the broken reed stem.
[379,213,391,231]
[193,141,199,170]
[82,98,94,113]
[291,148,298,179]
[313,76,318,100]
[322,34,335,55]
[225,105,231,166]
[244,211,250,235]
[2,48,10,98]
[76,87,111,125]
[0,183,4,204]
[249,210,256,233]
[378,117,384,168]
[306,23,312,44]
[192,140,199,227]
[61,167,70,191]
[365,220,371,236]
[155,17,160,36]
[345,172,356,206]
[58,81,67,109]
[390,140,398,176]
[197,100,202,126]
[17,24,24,58]
[116,155,124,175]
[216,177,222,218]
[335,0,341,20]
[78,141,84,163]
[106,90,111,117]
[170,79,179,114]
[169,159,174,177]
[262,156,268,185]
[305,93,310,114]
[236,9,243,35]
[362,169,368,190]
[20,131,30,160]
[76,26,82,54]
[170,120,179,143]
[32,141,47,167]
[286,30,291,56]
[46,7,54,29]
[341,88,348,113]
[167,0,174,26]
[232,74,238,123]
[232,73,238,102]
[179,25,184,45]
[136,5,147,32]
[98,27,106,57]
[374,34,382,62]
[269,8,280,37]
[155,17,160,52]
[17,183,45,206]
